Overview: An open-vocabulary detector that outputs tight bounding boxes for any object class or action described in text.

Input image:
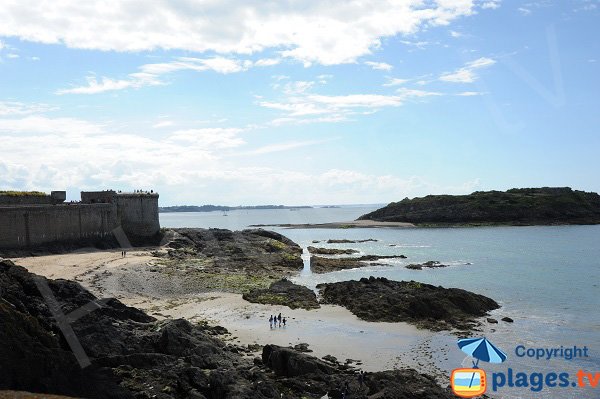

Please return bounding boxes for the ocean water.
[160,207,600,399]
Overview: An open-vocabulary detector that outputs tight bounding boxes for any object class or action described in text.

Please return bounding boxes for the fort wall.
[0,190,160,249]
[0,204,117,249]
[116,194,160,238]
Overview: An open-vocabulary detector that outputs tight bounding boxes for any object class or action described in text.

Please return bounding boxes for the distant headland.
[159,204,313,213]
[358,187,600,226]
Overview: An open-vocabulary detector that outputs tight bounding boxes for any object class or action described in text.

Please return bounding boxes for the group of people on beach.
[120,250,127,258]
[269,313,286,328]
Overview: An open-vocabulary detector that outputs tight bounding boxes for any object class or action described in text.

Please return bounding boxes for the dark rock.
[242,279,320,310]
[326,239,378,244]
[310,255,406,274]
[317,277,499,331]
[293,343,312,353]
[406,260,447,270]
[487,318,498,324]
[162,228,304,273]
[0,259,457,399]
[262,345,336,377]
[501,316,514,323]
[307,246,359,255]
[322,355,338,364]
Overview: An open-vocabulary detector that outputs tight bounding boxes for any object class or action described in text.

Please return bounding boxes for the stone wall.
[116,194,160,237]
[0,204,117,249]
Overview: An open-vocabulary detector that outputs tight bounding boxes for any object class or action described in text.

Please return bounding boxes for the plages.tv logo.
[451,337,508,398]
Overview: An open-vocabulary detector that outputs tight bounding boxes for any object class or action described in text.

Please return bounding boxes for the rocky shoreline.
[0,259,456,398]
[317,277,500,332]
[1,227,511,397]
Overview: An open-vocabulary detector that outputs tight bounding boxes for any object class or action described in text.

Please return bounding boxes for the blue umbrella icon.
[457,337,507,388]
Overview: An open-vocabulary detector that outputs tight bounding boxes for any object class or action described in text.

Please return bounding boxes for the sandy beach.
[15,248,451,378]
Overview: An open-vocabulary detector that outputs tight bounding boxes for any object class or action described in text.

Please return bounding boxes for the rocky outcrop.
[326,239,377,244]
[310,255,406,274]
[103,228,307,297]
[307,246,359,255]
[359,187,600,225]
[159,228,303,273]
[243,279,320,310]
[406,261,447,270]
[0,260,455,398]
[317,277,499,331]
[261,345,455,399]
[262,345,336,377]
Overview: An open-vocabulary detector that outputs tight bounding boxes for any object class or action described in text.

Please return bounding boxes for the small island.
[358,187,600,226]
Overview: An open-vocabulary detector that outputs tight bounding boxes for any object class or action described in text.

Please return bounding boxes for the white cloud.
[383,77,409,87]
[0,115,104,135]
[0,104,483,204]
[450,30,463,38]
[365,61,393,71]
[58,56,279,94]
[254,58,281,67]
[282,81,315,95]
[7,53,19,59]
[57,74,162,95]
[518,7,532,15]
[243,138,338,155]
[167,128,245,149]
[399,40,432,49]
[0,1,483,66]
[152,121,174,129]
[259,88,441,125]
[439,57,496,83]
[0,101,57,116]
[481,0,501,10]
[457,91,483,96]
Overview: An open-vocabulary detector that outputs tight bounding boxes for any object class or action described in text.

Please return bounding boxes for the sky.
[0,1,598,206]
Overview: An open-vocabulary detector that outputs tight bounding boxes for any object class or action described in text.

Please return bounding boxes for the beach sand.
[15,248,454,378]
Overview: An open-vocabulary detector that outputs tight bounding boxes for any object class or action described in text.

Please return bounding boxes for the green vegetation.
[0,191,47,197]
[358,187,600,226]
[267,239,287,251]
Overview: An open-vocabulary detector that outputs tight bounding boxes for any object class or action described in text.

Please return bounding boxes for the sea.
[161,206,600,399]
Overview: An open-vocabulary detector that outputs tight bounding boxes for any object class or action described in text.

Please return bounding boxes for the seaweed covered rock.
[317,277,499,331]
[310,255,405,274]
[243,279,320,310]
[307,247,359,255]
[158,228,304,273]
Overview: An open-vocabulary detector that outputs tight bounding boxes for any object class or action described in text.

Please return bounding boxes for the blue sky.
[0,1,598,206]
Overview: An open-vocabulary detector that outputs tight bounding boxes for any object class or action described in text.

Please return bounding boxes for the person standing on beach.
[282,317,286,327]
[269,315,273,328]
[277,313,282,327]
[358,371,364,388]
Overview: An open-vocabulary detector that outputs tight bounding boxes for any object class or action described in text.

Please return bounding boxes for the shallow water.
[161,208,600,398]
